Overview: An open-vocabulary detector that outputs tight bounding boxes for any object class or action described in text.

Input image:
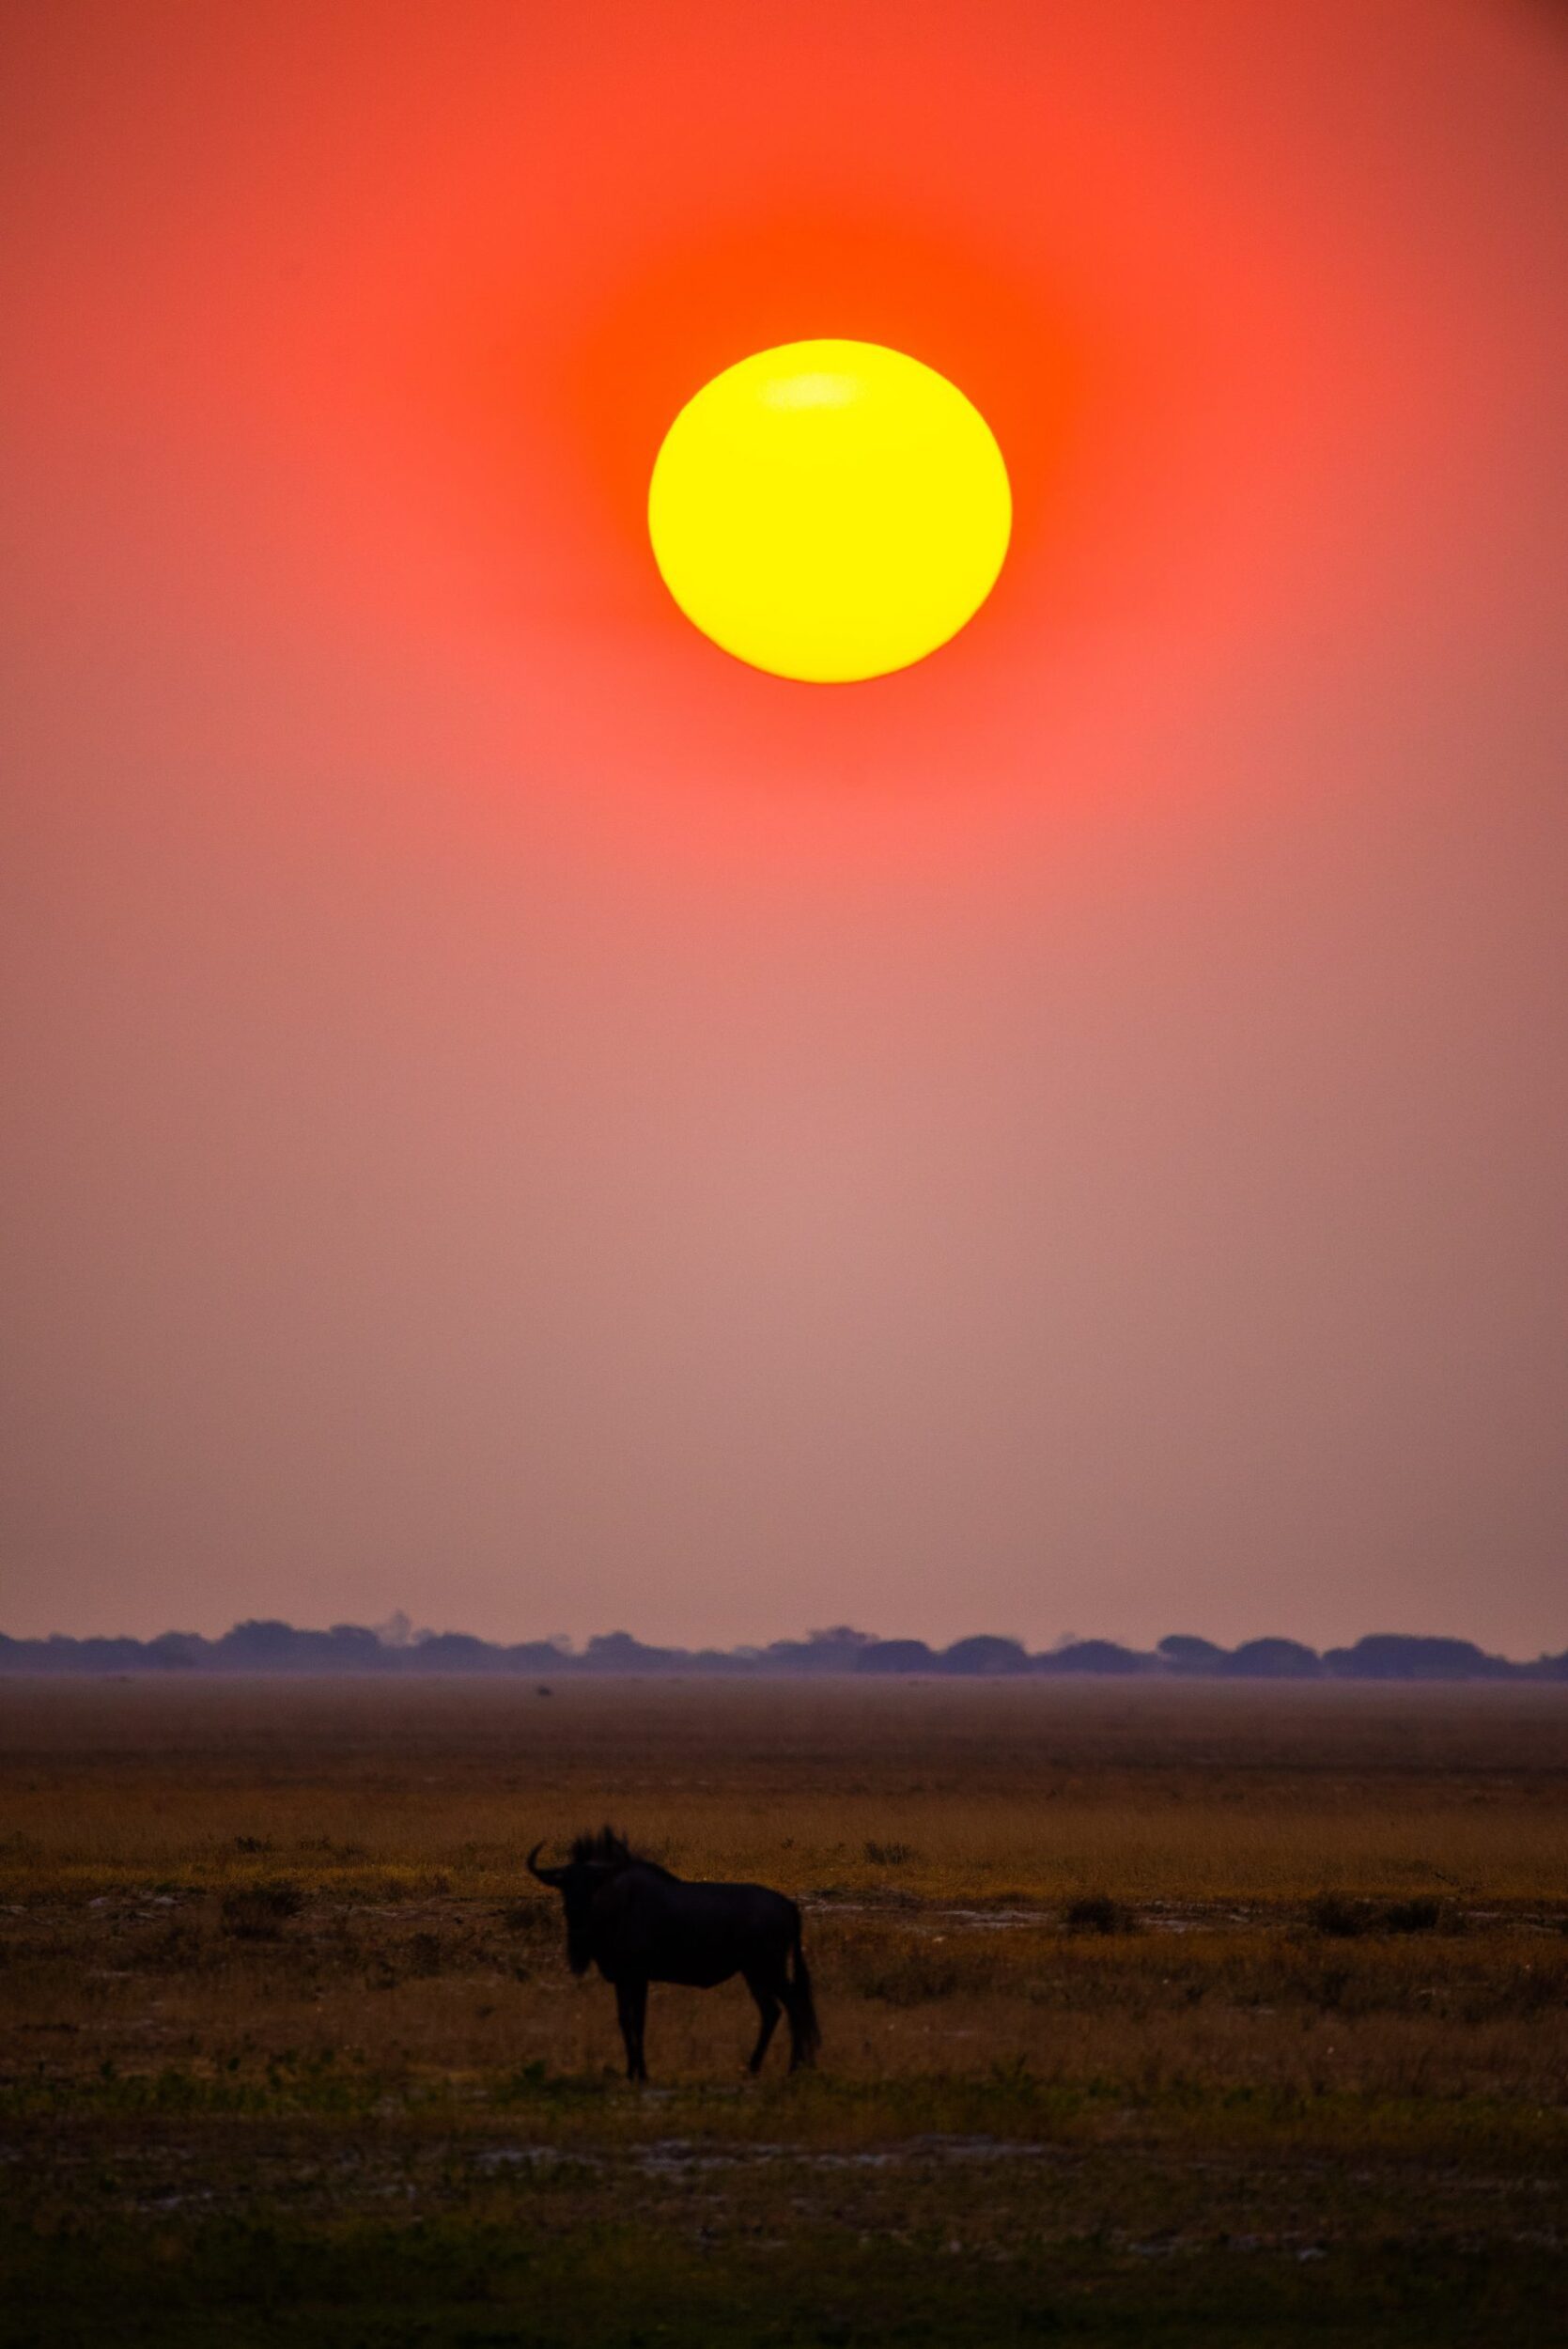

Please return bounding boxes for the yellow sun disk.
[647,339,1012,683]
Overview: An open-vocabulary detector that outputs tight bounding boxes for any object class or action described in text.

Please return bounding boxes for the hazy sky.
[4,1,1566,1654]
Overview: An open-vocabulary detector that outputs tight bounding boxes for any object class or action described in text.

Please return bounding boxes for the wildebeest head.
[527,1827,635,1976]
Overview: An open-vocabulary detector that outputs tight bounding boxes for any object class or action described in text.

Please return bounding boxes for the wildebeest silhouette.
[527,1827,820,2082]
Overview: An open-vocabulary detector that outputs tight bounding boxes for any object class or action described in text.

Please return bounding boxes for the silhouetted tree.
[1323,1635,1513,1681]
[856,1640,936,1674]
[582,1631,685,1672]
[941,1636,1029,1675]
[1033,1641,1153,1675]
[217,1620,309,1668]
[1157,1635,1229,1674]
[408,1632,506,1671]
[1222,1639,1322,1679]
[764,1627,877,1672]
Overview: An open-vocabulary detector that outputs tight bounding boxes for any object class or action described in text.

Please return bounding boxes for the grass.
[7,2214,1563,2349]
[1,1676,1564,2342]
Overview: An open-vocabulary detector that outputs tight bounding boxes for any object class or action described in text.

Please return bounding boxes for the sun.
[647,339,1012,684]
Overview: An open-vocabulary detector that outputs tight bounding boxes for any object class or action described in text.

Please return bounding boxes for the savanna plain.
[0,1676,1564,2346]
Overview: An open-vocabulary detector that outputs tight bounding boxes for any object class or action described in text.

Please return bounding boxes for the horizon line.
[3,1619,1564,1682]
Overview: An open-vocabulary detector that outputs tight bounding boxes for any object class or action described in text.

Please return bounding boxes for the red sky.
[3,0,1566,1652]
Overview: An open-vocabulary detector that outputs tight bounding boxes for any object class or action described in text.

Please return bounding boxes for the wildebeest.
[527,1828,820,2082]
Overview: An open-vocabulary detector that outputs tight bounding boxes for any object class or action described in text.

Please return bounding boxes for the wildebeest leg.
[783,1926,819,2071]
[782,1978,817,2070]
[615,1976,648,2082]
[743,1969,783,2074]
[781,1980,808,2070]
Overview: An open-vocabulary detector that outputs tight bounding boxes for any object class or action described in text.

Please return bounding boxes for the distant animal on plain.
[526,1828,820,2083]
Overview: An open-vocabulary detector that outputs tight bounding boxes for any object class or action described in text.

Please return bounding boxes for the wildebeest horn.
[526,1840,566,1887]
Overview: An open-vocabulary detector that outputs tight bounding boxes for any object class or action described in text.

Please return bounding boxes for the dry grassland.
[1,1676,1564,2345]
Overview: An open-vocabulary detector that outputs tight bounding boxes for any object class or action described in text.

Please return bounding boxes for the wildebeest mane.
[566,1823,647,1860]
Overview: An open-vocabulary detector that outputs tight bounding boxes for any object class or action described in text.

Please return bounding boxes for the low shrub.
[1310,1893,1445,1937]
[1063,1895,1137,1936]
[220,1880,303,1939]
[1384,1897,1443,1934]
[1307,1895,1375,1937]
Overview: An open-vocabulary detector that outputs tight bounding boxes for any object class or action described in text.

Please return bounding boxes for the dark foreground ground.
[1,1675,1564,2345]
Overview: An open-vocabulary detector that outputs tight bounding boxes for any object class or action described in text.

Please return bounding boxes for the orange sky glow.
[3,1,1566,1651]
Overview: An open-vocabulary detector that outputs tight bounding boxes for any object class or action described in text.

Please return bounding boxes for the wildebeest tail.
[789,1918,821,2057]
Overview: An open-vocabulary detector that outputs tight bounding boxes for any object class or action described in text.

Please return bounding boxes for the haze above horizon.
[4,1,1566,1657]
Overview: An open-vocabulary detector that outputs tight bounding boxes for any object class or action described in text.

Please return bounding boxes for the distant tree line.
[1,1620,1563,1680]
